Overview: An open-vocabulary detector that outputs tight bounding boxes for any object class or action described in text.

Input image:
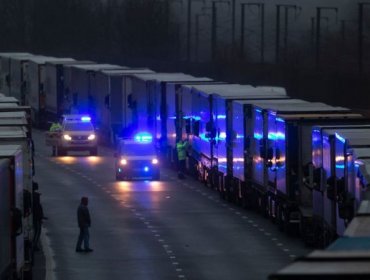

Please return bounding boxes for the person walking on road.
[32,182,47,251]
[76,196,93,253]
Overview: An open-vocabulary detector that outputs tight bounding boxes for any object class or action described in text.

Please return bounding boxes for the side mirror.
[245,137,250,149]
[11,208,23,236]
[275,148,281,160]
[338,193,354,220]
[326,176,336,200]
[267,147,274,160]
[185,119,191,134]
[193,121,200,136]
[205,121,212,132]
[259,146,266,159]
[313,167,322,191]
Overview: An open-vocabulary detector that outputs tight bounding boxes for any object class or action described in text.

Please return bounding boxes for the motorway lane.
[33,130,311,280]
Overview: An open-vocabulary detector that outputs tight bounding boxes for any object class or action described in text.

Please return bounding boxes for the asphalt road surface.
[32,130,311,280]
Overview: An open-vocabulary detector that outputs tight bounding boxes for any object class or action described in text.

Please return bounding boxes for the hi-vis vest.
[49,122,62,132]
[176,141,187,160]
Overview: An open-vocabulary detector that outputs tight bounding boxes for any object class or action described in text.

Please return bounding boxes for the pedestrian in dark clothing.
[76,197,93,253]
[32,182,46,251]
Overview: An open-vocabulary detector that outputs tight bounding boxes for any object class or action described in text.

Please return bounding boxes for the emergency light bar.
[134,132,152,143]
[81,116,91,122]
[63,115,92,122]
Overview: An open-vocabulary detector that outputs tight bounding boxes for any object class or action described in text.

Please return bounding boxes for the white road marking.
[40,226,57,280]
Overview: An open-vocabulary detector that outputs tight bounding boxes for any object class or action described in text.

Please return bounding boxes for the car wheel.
[57,147,66,156]
[90,147,98,156]
[153,171,160,181]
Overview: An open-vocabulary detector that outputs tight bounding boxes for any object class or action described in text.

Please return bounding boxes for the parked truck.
[26,56,75,128]
[0,53,32,97]
[65,64,125,118]
[124,73,213,155]
[92,68,154,144]
[44,60,93,123]
[0,145,29,279]
[311,128,370,247]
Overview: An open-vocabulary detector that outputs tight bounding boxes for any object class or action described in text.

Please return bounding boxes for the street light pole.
[275,4,299,63]
[186,0,204,61]
[195,13,210,62]
[231,0,236,50]
[315,6,338,69]
[211,0,230,61]
[240,3,265,63]
[358,3,370,73]
[186,0,192,61]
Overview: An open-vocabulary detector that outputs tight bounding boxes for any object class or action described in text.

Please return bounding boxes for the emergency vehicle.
[45,114,97,156]
[115,132,160,180]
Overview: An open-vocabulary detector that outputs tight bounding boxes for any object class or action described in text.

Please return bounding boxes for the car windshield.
[64,122,94,131]
[121,143,156,156]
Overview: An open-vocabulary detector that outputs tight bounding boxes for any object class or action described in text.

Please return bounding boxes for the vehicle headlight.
[63,134,72,141]
[88,134,96,140]
[120,158,127,165]
[152,158,158,164]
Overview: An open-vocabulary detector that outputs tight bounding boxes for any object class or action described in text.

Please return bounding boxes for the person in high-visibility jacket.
[176,139,188,179]
[49,121,62,156]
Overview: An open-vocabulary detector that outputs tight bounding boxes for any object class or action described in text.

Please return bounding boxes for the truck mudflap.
[45,131,60,146]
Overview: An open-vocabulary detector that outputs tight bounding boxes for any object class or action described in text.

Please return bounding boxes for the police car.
[115,132,160,180]
[59,115,98,156]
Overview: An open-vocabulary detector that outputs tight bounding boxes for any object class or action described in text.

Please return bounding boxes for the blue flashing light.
[254,132,263,140]
[134,132,152,143]
[144,166,149,172]
[268,133,276,140]
[268,132,285,140]
[216,115,226,119]
[118,168,122,172]
[255,108,262,113]
[192,116,201,121]
[81,116,91,122]
[336,164,345,169]
[219,132,226,140]
[335,133,346,144]
[276,117,284,123]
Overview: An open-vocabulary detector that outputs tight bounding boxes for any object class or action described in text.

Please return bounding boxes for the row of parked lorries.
[1,52,370,278]
[0,93,34,279]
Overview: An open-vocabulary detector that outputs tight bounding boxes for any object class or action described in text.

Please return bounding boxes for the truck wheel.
[115,172,121,181]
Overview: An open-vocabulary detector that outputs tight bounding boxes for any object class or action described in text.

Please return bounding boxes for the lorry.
[44,60,93,122]
[0,145,29,280]
[0,53,32,97]
[25,56,75,128]
[64,64,125,118]
[92,68,154,144]
[179,84,287,188]
[125,73,214,160]
[231,99,363,242]
[311,128,370,247]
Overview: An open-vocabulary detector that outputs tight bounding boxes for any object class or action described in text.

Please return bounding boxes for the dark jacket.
[77,204,91,228]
